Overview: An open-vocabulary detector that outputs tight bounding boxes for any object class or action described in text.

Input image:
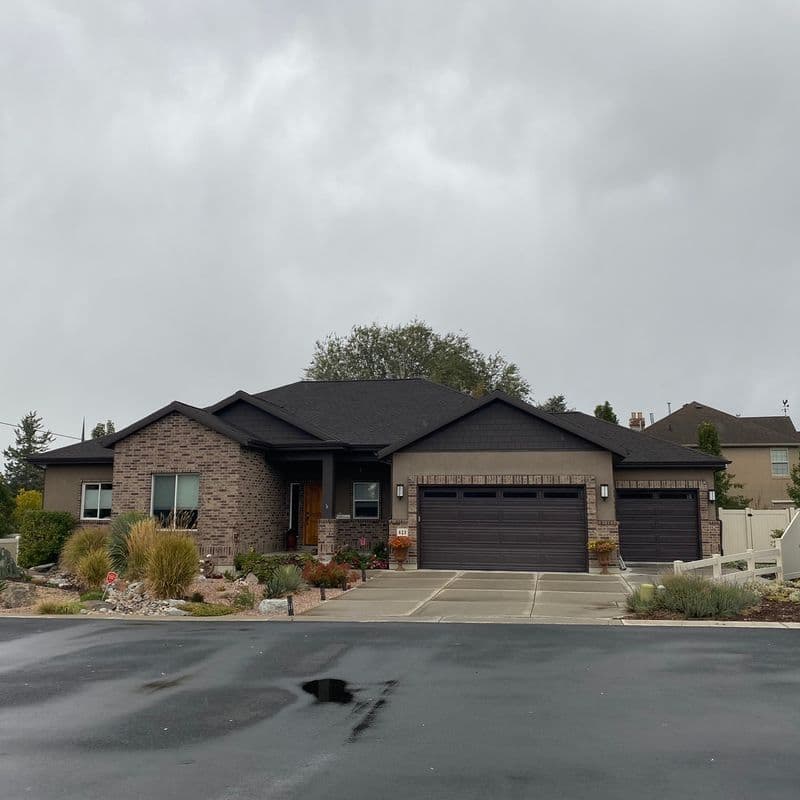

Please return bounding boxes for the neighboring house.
[29,380,726,570]
[644,402,800,510]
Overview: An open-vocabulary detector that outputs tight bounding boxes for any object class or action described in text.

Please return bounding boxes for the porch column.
[321,452,335,518]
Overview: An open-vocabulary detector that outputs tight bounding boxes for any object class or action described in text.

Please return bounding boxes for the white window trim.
[770,448,790,478]
[150,473,199,528]
[80,481,112,522]
[352,481,380,520]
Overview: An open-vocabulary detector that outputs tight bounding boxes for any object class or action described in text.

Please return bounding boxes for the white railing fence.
[675,510,800,584]
[720,507,796,554]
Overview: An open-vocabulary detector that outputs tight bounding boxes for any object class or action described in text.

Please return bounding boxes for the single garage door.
[419,486,587,572]
[617,489,700,562]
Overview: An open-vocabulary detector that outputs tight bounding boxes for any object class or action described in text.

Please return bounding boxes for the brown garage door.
[419,486,587,572]
[617,489,700,562]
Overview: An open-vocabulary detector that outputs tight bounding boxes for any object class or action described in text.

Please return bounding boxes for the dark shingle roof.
[28,435,115,465]
[255,379,475,447]
[645,402,800,446]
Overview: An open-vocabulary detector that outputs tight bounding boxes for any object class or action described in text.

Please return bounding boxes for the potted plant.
[388,535,412,571]
[589,539,616,574]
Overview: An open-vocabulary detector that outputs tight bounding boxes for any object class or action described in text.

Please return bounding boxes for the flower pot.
[391,546,410,571]
[596,549,612,575]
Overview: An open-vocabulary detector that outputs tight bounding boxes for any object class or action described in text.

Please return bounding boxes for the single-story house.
[644,402,800,509]
[30,379,726,571]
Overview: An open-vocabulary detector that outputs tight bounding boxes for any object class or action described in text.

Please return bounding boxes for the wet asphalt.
[1,618,799,800]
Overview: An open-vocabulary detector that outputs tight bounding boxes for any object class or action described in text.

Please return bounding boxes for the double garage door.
[419,486,588,572]
[617,489,700,562]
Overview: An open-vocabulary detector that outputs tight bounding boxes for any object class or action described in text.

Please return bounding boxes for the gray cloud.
[2,0,799,454]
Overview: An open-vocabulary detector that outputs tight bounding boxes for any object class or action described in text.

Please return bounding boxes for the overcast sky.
[2,0,799,456]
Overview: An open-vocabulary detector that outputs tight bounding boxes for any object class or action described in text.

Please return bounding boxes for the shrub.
[188,591,205,603]
[126,519,159,580]
[146,531,198,599]
[223,569,235,582]
[760,581,800,603]
[80,589,105,601]
[61,527,109,573]
[182,602,235,617]
[37,600,81,615]
[265,565,305,598]
[12,489,43,528]
[627,573,759,619]
[75,548,112,589]
[235,550,318,583]
[372,540,389,560]
[302,561,349,589]
[0,579,6,593]
[108,511,148,572]
[232,587,257,609]
[17,511,77,568]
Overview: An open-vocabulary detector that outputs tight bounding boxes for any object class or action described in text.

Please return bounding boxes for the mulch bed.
[733,599,800,622]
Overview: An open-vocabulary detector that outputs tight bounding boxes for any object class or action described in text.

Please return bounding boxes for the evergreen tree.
[787,461,800,507]
[593,401,619,424]
[0,476,14,538]
[2,411,54,494]
[91,420,116,439]
[537,395,570,413]
[697,421,750,509]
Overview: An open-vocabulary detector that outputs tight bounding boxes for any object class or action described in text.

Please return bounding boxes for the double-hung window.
[81,482,112,520]
[151,474,200,528]
[353,481,380,519]
[771,449,789,477]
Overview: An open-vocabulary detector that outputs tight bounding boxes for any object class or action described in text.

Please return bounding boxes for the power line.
[0,420,81,441]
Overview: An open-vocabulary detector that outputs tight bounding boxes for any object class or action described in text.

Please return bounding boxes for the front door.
[303,483,322,546]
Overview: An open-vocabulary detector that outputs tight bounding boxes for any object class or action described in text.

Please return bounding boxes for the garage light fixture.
[396,483,405,499]
[708,490,716,502]
[600,484,609,500]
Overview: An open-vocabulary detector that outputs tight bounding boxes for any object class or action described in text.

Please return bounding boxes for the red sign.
[106,571,118,585]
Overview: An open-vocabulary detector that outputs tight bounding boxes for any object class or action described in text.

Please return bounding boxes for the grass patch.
[37,600,82,615]
[80,589,105,601]
[627,573,759,619]
[181,602,235,617]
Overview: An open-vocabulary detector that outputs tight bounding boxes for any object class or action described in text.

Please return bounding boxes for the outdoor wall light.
[600,484,609,500]
[396,483,405,499]
[708,490,716,502]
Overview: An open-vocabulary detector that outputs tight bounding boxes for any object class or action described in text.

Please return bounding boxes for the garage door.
[419,486,587,572]
[617,489,700,562]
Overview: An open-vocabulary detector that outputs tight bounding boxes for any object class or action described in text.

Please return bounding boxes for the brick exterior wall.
[112,412,287,560]
[615,478,721,556]
[317,518,387,559]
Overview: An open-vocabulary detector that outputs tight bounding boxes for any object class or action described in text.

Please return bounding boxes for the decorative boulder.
[258,598,286,615]
[0,582,37,609]
[0,547,22,580]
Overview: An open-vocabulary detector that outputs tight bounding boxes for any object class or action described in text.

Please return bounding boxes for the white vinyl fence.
[0,536,20,561]
[720,507,796,554]
[674,510,800,584]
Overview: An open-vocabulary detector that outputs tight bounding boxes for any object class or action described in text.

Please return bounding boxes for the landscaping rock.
[258,598,286,615]
[0,548,22,579]
[164,606,189,616]
[167,599,187,607]
[0,582,37,609]
[244,572,260,589]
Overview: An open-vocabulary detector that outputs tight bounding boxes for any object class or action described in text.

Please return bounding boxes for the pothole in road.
[301,678,353,704]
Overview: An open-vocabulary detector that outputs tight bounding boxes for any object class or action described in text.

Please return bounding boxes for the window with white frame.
[81,482,112,520]
[151,474,200,528]
[353,481,380,519]
[771,449,789,477]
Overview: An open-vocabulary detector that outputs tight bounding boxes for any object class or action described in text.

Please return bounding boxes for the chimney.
[629,411,645,432]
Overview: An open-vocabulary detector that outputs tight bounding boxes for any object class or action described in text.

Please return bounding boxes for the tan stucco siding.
[42,464,114,520]
[391,450,616,520]
[720,446,800,509]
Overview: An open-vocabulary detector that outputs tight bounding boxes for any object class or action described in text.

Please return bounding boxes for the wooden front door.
[303,484,322,546]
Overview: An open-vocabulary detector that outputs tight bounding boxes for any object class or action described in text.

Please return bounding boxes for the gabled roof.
[645,402,800,447]
[102,401,260,448]
[28,435,115,465]
[255,379,475,447]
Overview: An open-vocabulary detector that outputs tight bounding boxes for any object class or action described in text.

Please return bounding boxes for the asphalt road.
[1,619,798,800]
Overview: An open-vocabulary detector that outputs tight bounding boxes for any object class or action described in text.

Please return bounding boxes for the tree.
[536,395,570,413]
[697,421,750,509]
[0,476,13,538]
[2,411,54,495]
[12,489,42,530]
[594,401,618,424]
[787,461,800,507]
[91,420,116,439]
[305,321,531,400]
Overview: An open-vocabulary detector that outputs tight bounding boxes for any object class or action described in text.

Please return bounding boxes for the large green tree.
[594,401,619,424]
[306,321,531,400]
[697,421,750,509]
[0,476,14,538]
[536,394,571,413]
[91,420,116,439]
[2,411,54,495]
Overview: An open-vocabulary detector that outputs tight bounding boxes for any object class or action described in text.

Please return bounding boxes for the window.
[151,474,200,528]
[771,449,789,477]
[81,482,112,520]
[353,482,380,519]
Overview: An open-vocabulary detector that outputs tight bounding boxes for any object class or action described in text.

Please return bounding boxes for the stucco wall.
[720,446,800,509]
[42,463,114,521]
[391,450,616,520]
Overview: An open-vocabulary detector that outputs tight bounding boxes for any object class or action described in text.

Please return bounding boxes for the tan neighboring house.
[644,402,800,509]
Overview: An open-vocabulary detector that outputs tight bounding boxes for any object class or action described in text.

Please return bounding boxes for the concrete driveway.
[300,570,628,623]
